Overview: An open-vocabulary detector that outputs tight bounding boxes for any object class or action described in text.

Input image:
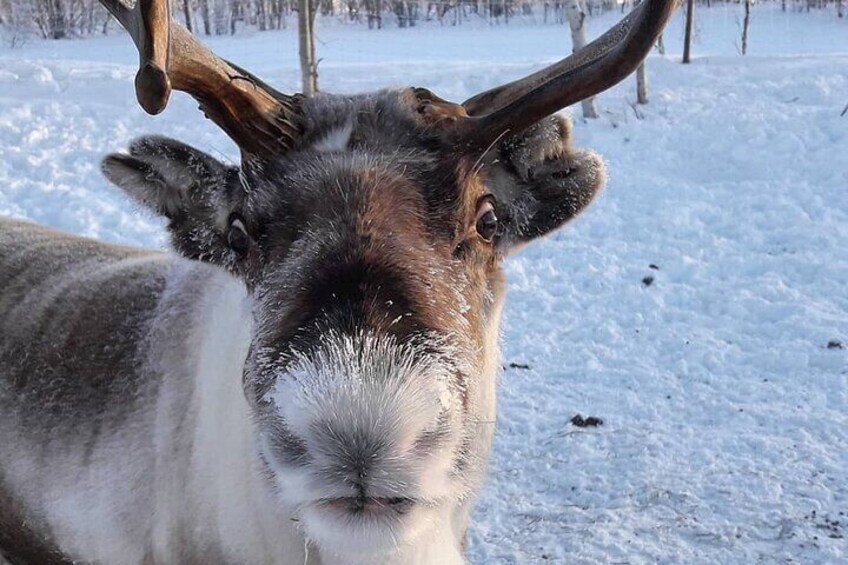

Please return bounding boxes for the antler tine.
[100,0,172,114]
[100,0,301,158]
[456,0,676,148]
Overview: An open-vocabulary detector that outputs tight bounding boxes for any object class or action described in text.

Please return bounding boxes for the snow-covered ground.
[1,4,847,563]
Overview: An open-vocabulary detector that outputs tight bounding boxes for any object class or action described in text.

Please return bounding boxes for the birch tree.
[635,0,648,105]
[564,0,598,119]
[636,62,648,104]
[682,0,694,63]
[298,0,318,96]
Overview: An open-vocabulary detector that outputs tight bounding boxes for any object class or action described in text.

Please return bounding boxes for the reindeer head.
[99,0,673,558]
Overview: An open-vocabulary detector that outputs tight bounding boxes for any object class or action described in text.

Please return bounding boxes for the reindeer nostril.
[550,166,576,180]
[383,497,415,515]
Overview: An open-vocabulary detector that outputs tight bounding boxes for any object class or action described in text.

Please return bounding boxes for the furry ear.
[102,136,253,270]
[101,152,183,218]
[487,115,607,250]
[102,135,233,220]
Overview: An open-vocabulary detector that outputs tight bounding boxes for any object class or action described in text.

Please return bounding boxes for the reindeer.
[0,0,674,563]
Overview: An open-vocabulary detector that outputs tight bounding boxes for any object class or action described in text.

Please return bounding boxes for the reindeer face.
[91,0,674,553]
[102,89,605,556]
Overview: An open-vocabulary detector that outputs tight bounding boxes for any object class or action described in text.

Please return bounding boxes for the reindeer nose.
[306,396,446,493]
[268,375,448,481]
[321,425,392,485]
[262,333,453,513]
[306,422,426,515]
[338,448,373,491]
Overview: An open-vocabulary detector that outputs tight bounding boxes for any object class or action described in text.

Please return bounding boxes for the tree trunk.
[564,0,598,119]
[682,0,693,64]
[257,0,267,30]
[214,0,227,34]
[634,0,649,105]
[200,0,212,34]
[741,0,750,55]
[183,0,194,32]
[49,0,67,39]
[230,0,239,34]
[636,62,648,104]
[298,0,318,96]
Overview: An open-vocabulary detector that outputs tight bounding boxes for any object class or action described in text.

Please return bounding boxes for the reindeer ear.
[102,135,233,219]
[102,136,251,269]
[101,152,184,218]
[487,115,607,251]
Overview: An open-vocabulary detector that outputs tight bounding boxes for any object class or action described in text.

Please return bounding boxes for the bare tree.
[392,0,418,26]
[213,0,228,33]
[200,0,212,34]
[4,0,725,42]
[635,0,648,105]
[564,0,598,118]
[182,0,193,32]
[271,0,287,28]
[363,0,382,28]
[35,0,69,38]
[636,62,648,104]
[682,0,694,63]
[299,0,318,95]
[741,0,751,55]
[257,0,267,29]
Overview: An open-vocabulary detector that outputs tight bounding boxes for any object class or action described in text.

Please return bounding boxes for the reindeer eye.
[475,198,498,243]
[227,217,251,257]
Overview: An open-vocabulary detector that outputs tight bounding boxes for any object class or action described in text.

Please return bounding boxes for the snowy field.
[1,4,847,563]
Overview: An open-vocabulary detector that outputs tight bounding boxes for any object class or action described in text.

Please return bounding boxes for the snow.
[1,4,847,563]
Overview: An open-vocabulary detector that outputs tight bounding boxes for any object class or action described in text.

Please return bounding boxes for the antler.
[99,0,301,158]
[455,0,676,148]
